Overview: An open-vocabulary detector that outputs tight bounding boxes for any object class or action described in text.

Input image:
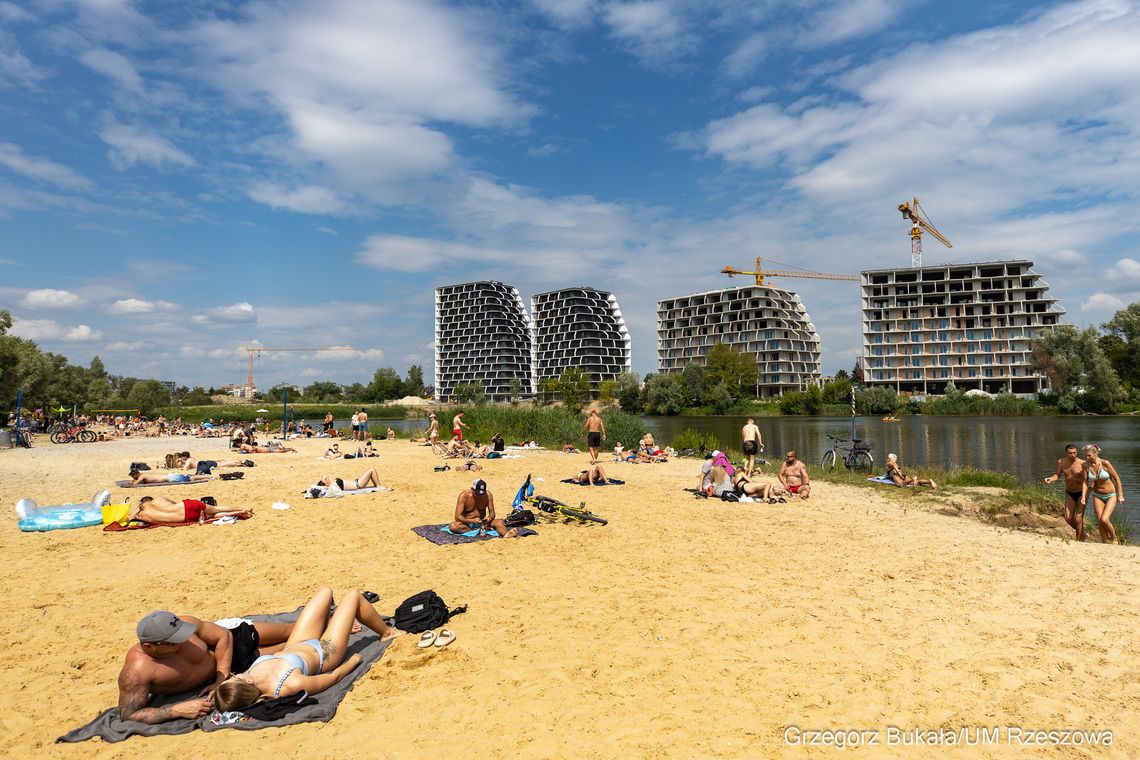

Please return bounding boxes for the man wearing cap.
[117,612,291,723]
[450,479,517,537]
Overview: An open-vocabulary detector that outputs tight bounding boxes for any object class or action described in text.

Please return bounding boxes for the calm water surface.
[641,415,1140,529]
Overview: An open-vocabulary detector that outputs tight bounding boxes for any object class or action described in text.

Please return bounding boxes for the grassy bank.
[428,406,647,449]
[155,403,418,423]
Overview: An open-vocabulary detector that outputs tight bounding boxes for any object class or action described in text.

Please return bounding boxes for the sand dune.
[1,435,1136,758]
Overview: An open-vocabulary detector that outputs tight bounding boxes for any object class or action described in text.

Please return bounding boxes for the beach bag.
[720,491,740,502]
[393,590,465,633]
[504,509,536,527]
[102,503,131,526]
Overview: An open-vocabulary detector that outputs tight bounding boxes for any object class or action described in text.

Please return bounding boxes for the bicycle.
[820,434,874,473]
[14,424,34,448]
[512,474,608,525]
[50,425,96,444]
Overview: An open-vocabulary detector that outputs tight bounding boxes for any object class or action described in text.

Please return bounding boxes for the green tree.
[708,382,733,415]
[834,368,850,382]
[558,366,590,411]
[597,379,618,405]
[0,310,54,409]
[183,387,213,405]
[537,377,558,405]
[1102,304,1140,387]
[615,371,642,413]
[643,373,686,415]
[403,365,425,397]
[821,377,853,405]
[855,386,899,415]
[343,382,368,401]
[705,344,758,401]
[508,377,524,404]
[453,382,487,405]
[304,381,344,402]
[125,380,172,416]
[264,384,300,404]
[680,363,707,407]
[368,368,403,402]
[1032,325,1123,413]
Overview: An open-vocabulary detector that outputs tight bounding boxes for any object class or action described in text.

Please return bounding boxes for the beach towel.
[103,514,252,531]
[560,478,625,486]
[411,524,537,545]
[115,478,214,489]
[505,445,545,450]
[867,475,901,486]
[56,608,391,744]
[303,486,388,499]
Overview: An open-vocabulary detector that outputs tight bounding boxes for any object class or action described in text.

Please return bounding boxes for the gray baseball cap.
[137,611,195,644]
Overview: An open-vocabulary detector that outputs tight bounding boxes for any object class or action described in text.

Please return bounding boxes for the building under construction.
[656,286,822,397]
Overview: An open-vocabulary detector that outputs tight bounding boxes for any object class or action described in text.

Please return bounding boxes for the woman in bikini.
[1081,444,1124,543]
[317,468,384,491]
[215,587,400,711]
[885,453,937,489]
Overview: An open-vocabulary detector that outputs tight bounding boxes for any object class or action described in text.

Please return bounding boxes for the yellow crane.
[898,196,952,267]
[720,257,859,287]
[241,346,357,392]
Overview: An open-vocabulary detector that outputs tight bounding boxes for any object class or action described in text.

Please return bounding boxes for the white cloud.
[0,143,93,191]
[20,288,84,309]
[106,340,151,351]
[99,118,194,170]
[105,298,177,314]
[0,3,34,23]
[723,33,767,78]
[355,234,495,273]
[10,318,102,341]
[1082,292,1125,312]
[248,182,347,215]
[0,27,41,89]
[532,0,598,28]
[193,302,256,324]
[79,47,143,91]
[603,0,693,66]
[804,0,908,46]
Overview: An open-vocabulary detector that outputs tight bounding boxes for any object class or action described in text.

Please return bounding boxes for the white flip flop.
[417,630,437,648]
[433,629,456,647]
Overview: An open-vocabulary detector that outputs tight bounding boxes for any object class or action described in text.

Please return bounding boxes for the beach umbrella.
[54,406,68,414]
[256,409,270,413]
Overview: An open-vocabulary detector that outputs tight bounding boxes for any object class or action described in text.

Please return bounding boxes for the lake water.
[640,415,1140,530]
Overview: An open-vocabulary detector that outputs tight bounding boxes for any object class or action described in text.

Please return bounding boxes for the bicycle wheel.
[530,496,566,514]
[852,450,874,473]
[50,431,66,445]
[18,431,32,448]
[558,506,607,525]
[821,450,837,471]
[78,430,97,443]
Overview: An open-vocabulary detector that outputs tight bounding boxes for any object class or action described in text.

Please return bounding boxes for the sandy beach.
[1,434,1137,759]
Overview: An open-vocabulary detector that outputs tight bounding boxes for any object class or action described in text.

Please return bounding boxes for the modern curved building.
[531,287,631,395]
[656,286,822,396]
[435,281,533,402]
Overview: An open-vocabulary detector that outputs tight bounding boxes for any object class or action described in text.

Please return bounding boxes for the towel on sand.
[303,486,388,499]
[560,478,625,486]
[57,607,391,743]
[411,524,537,545]
[103,514,252,531]
[115,478,214,489]
[867,475,901,486]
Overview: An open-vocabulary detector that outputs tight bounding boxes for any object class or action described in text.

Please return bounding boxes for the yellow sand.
[1,435,1137,759]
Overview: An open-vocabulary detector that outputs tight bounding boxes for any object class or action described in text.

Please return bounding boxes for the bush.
[855,387,899,415]
[670,427,721,454]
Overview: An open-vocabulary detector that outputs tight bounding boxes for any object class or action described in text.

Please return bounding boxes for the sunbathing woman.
[731,472,773,499]
[317,468,384,491]
[215,587,400,711]
[573,464,609,485]
[129,495,252,523]
[323,443,342,460]
[129,470,213,485]
[886,454,937,489]
[237,442,297,454]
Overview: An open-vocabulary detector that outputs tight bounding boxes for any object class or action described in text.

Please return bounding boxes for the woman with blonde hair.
[886,453,936,489]
[1081,444,1124,543]
[215,587,400,711]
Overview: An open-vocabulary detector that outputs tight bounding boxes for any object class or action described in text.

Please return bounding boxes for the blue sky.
[3,0,1139,390]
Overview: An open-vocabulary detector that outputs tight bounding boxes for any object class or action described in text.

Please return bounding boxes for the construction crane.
[898,196,952,267]
[721,257,859,287]
[241,346,357,392]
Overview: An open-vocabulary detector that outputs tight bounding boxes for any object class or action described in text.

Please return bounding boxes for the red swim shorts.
[183,499,206,522]
[787,484,804,494]
[452,428,463,441]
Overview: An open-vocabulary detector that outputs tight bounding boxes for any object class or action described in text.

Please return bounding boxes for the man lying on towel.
[129,469,212,485]
[450,479,517,538]
[571,463,610,485]
[129,496,252,524]
[117,612,292,723]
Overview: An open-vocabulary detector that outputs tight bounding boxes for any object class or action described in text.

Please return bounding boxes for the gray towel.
[57,608,391,743]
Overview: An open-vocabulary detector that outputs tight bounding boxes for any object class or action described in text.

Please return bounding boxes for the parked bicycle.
[14,423,34,448]
[512,474,608,525]
[820,435,874,473]
[50,424,96,444]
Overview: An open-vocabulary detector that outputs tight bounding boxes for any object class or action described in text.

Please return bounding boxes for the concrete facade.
[434,281,533,402]
[531,287,631,396]
[656,286,822,397]
[861,260,1065,395]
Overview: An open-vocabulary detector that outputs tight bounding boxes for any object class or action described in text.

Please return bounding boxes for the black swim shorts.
[587,431,601,447]
[742,440,758,456]
[229,621,262,673]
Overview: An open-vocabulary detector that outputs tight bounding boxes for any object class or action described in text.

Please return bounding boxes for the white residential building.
[861,259,1065,395]
[656,286,822,397]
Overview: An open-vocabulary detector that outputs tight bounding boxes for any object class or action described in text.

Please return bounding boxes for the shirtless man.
[129,470,213,486]
[741,417,764,476]
[573,464,609,485]
[452,411,468,441]
[117,611,291,723]
[778,450,811,499]
[129,495,252,523]
[581,409,607,464]
[427,413,439,445]
[449,479,517,537]
[1045,443,1087,541]
[357,408,369,441]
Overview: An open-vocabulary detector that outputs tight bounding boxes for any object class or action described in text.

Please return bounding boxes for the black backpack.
[393,590,466,633]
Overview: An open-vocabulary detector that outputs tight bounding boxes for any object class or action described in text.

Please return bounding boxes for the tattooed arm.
[116,668,211,723]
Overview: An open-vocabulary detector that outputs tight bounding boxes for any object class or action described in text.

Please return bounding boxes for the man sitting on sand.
[129,470,213,486]
[450,479,516,537]
[778,450,811,498]
[129,495,252,523]
[117,611,292,723]
[572,464,609,485]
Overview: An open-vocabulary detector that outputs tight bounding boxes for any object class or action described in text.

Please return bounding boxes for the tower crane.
[898,197,952,267]
[241,346,358,393]
[720,257,859,287]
